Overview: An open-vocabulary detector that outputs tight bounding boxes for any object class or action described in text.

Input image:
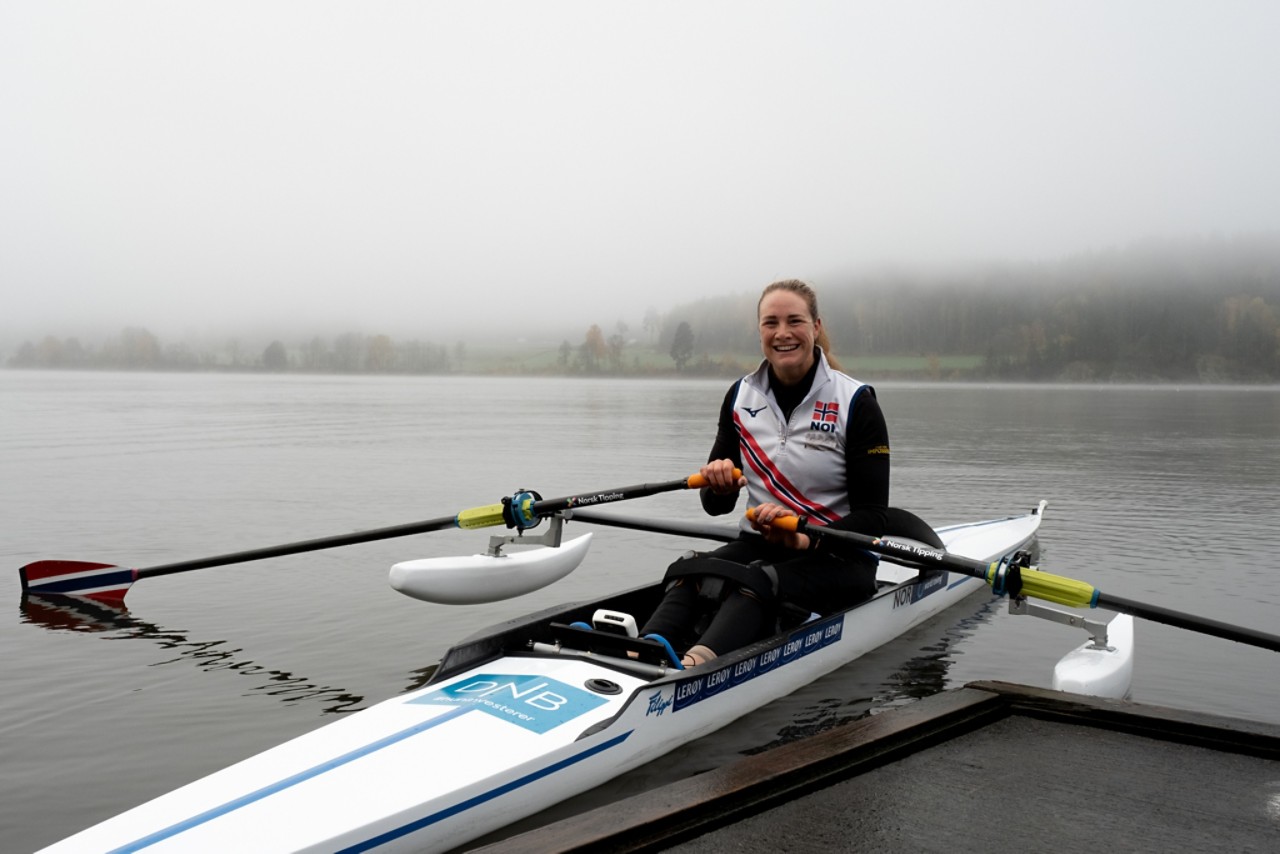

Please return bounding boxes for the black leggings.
[640,539,878,656]
[641,580,773,655]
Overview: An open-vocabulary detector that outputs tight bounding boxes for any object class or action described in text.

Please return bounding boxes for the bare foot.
[681,644,716,668]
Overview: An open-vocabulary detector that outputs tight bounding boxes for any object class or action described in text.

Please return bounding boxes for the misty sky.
[3,1,1278,343]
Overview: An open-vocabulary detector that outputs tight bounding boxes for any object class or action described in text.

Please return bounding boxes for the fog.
[2,2,1278,345]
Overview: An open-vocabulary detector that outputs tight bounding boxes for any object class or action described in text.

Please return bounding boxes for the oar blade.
[19,560,136,601]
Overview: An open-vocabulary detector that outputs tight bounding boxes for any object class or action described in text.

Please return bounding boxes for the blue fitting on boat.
[990,557,1011,597]
[644,633,684,670]
[569,621,592,632]
[508,490,541,530]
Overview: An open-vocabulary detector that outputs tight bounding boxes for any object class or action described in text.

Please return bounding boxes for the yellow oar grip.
[455,503,507,530]
[687,468,743,489]
[744,508,801,532]
[988,563,1099,608]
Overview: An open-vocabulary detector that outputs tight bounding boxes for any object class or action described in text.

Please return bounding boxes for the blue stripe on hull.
[338,730,633,853]
[109,707,474,853]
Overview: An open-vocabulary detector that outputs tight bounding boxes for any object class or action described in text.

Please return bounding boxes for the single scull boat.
[39,502,1058,853]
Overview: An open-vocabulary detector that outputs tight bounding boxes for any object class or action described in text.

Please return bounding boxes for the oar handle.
[744,507,800,531]
[684,468,742,490]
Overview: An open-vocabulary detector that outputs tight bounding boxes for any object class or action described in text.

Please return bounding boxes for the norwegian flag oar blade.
[20,560,137,601]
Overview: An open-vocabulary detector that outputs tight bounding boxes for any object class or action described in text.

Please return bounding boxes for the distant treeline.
[8,236,1280,382]
[6,330,458,374]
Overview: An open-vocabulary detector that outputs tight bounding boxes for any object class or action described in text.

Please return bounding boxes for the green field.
[461,344,984,379]
[840,354,985,375]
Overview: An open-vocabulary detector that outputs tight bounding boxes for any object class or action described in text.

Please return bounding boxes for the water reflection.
[742,541,1038,754]
[743,594,1006,756]
[20,595,368,715]
[402,662,439,694]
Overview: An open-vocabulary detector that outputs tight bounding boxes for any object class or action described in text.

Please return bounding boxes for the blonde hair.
[757,279,842,371]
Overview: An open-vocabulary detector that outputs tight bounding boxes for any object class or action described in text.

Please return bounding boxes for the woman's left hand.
[750,502,811,550]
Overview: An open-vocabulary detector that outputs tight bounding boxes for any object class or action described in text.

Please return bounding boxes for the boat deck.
[468,681,1280,853]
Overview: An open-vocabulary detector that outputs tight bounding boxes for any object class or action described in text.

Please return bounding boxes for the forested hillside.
[657,236,1280,382]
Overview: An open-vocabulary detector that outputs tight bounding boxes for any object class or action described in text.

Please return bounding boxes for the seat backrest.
[884,507,944,547]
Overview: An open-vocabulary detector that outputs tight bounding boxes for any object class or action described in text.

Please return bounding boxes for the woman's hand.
[700,459,747,495]
[749,502,811,550]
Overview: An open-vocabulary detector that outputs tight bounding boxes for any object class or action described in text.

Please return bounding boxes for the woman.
[640,279,889,667]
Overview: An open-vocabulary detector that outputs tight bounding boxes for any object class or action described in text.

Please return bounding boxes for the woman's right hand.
[700,459,747,495]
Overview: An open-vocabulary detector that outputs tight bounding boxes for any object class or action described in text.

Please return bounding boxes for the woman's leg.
[638,579,700,649]
[692,587,773,664]
[774,552,878,613]
[641,541,763,651]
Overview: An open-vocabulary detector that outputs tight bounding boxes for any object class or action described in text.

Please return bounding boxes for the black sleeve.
[828,386,889,538]
[700,382,742,517]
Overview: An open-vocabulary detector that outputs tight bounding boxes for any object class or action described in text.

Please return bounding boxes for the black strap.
[662,551,778,602]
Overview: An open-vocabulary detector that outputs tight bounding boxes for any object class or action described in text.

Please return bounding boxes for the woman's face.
[758,289,820,384]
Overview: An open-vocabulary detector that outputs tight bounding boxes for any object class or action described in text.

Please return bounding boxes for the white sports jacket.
[731,349,871,530]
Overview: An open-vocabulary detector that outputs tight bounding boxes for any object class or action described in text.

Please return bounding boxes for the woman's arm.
[701,384,743,516]
[830,387,889,538]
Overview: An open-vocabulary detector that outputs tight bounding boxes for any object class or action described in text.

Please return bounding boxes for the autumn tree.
[580,324,607,372]
[366,334,395,372]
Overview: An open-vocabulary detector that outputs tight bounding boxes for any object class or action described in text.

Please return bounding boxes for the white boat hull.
[40,507,1044,853]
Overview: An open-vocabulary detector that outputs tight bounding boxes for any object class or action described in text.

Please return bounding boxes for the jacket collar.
[745,346,833,398]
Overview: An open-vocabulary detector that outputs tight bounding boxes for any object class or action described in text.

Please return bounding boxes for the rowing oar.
[751,509,1280,654]
[565,509,739,543]
[17,471,738,602]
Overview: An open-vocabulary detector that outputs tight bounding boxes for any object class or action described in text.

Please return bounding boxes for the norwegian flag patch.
[811,401,839,423]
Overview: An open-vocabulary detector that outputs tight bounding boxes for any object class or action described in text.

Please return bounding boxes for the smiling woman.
[638,279,891,668]
[756,279,841,380]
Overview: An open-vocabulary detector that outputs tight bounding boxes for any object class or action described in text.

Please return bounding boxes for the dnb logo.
[411,673,608,734]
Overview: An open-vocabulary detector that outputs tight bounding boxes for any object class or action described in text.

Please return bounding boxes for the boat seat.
[882,507,947,581]
[883,507,945,548]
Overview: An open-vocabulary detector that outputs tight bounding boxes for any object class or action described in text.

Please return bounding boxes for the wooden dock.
[466,681,1280,852]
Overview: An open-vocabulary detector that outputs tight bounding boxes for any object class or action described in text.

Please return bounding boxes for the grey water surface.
[3,371,1277,850]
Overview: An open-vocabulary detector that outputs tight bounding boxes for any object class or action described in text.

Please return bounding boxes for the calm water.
[3,371,1279,850]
